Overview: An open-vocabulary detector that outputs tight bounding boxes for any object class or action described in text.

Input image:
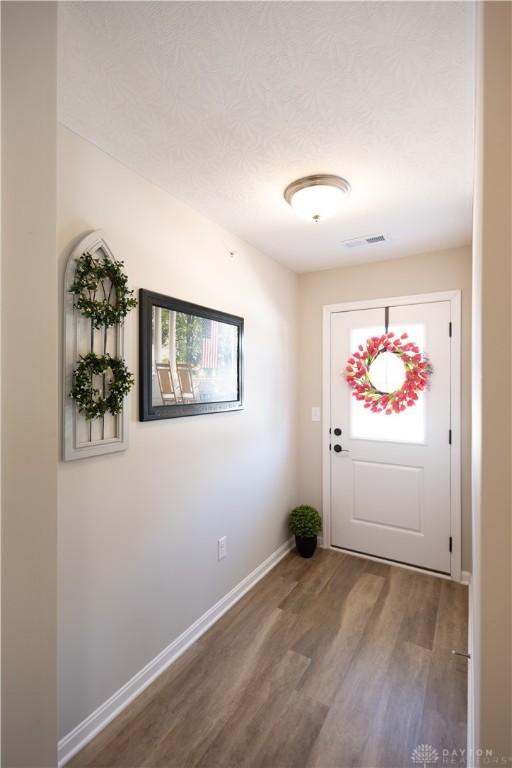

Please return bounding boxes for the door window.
[349,323,426,444]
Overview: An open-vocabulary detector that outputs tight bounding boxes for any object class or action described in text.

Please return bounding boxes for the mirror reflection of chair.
[155,362,179,406]
[177,364,195,402]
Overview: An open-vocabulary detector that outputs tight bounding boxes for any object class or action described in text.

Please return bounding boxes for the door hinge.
[449,536,453,553]
[449,321,452,337]
[449,429,452,444]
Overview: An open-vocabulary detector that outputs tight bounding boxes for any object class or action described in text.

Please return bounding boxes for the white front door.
[329,300,452,574]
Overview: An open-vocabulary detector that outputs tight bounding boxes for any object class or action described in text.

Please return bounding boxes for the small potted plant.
[288,505,322,558]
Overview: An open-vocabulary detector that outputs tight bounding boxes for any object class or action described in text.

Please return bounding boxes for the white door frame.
[322,290,462,582]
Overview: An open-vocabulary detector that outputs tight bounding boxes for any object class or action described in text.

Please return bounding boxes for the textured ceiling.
[58,1,475,273]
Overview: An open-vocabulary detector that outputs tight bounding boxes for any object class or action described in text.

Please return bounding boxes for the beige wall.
[471,1,512,758]
[1,3,58,766]
[298,246,472,571]
[57,126,299,738]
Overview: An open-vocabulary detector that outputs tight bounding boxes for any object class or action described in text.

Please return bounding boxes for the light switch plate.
[311,407,321,422]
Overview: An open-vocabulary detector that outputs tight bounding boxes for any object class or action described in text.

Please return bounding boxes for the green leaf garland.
[69,252,137,329]
[70,353,134,421]
[69,250,136,421]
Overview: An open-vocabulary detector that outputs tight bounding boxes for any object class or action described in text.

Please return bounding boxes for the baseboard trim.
[58,537,294,767]
[466,576,475,768]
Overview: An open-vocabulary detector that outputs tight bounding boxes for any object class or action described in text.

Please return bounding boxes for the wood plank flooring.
[69,549,468,768]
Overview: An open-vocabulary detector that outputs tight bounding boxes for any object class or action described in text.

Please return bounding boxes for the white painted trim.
[467,576,475,767]
[322,290,463,582]
[449,291,462,582]
[322,304,333,551]
[321,290,462,315]
[461,570,472,586]
[58,537,294,767]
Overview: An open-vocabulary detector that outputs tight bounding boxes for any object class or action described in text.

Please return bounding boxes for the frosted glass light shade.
[284,175,350,222]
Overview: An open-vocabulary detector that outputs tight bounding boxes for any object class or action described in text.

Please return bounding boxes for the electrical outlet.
[218,536,227,560]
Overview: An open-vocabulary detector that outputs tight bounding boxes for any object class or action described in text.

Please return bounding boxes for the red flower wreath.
[345,332,433,414]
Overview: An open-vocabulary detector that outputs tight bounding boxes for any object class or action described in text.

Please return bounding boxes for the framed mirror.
[139,289,244,421]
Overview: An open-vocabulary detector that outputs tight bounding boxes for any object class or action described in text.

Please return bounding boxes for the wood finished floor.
[69,549,468,768]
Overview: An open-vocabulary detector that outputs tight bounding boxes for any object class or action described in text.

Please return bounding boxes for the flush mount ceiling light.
[284,174,351,222]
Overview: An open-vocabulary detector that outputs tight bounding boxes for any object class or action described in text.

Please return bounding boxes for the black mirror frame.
[139,289,244,421]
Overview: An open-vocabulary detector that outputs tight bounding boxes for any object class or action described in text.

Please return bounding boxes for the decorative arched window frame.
[63,230,130,461]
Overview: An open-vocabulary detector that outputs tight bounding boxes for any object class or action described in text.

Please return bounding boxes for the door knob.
[334,428,342,436]
[333,444,342,453]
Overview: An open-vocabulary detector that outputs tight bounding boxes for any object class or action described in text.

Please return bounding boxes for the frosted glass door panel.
[349,323,426,444]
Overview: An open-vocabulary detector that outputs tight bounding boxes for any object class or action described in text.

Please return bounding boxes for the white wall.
[57,126,299,738]
[298,246,472,571]
[1,3,58,765]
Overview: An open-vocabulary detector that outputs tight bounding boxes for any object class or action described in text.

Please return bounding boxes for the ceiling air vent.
[342,234,388,249]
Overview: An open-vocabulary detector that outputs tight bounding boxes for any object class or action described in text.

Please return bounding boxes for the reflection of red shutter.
[201,320,219,369]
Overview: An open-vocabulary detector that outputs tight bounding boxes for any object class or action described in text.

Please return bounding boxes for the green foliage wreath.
[70,353,135,420]
[69,252,137,329]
